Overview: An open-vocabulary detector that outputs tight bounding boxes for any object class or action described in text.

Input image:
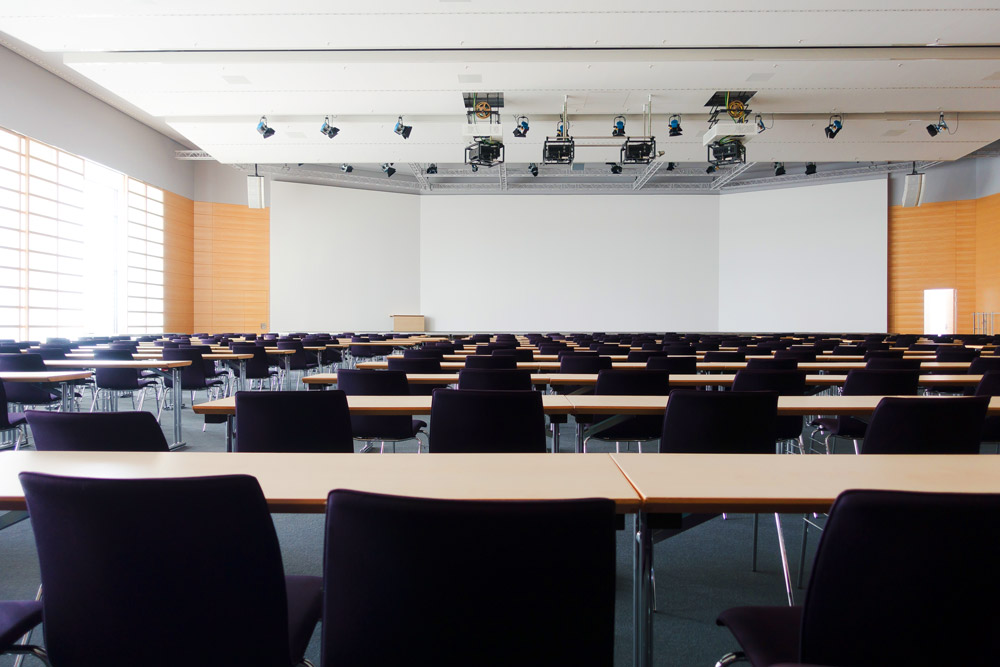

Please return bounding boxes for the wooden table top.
[0,451,642,514]
[69,353,253,361]
[193,394,576,416]
[612,453,1000,513]
[43,359,192,369]
[0,371,92,383]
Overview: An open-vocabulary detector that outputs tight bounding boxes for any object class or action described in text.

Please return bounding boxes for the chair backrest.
[831,345,861,355]
[463,355,517,370]
[745,357,799,370]
[842,369,920,395]
[800,489,1000,666]
[386,358,443,374]
[162,347,211,387]
[402,349,444,360]
[864,357,922,370]
[863,349,905,360]
[321,489,615,667]
[428,389,546,453]
[968,357,1000,375]
[660,389,778,453]
[646,356,697,374]
[559,355,613,374]
[492,348,534,361]
[20,473,293,667]
[773,349,817,362]
[234,390,353,453]
[594,369,670,396]
[0,353,44,372]
[703,351,746,362]
[975,370,1000,396]
[335,369,416,441]
[936,347,980,361]
[25,410,169,452]
[732,369,807,395]
[231,344,273,378]
[859,396,988,454]
[456,369,534,391]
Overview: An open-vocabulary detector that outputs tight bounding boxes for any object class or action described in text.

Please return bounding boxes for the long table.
[357,360,977,372]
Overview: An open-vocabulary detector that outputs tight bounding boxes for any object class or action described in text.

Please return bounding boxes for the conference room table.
[41,359,192,449]
[0,370,93,414]
[356,359,978,373]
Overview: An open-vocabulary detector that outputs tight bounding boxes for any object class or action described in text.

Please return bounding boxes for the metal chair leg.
[774,513,795,606]
[797,514,809,589]
[752,513,759,572]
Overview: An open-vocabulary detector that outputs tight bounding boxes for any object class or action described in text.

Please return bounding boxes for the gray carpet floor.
[0,389,818,667]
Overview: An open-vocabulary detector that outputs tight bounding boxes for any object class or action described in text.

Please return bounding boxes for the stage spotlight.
[706,164,717,174]
[256,116,275,139]
[610,163,623,174]
[425,164,438,175]
[393,116,412,139]
[528,162,538,177]
[805,162,817,175]
[774,162,786,176]
[612,115,626,137]
[665,162,676,171]
[381,163,396,178]
[824,115,843,139]
[470,164,479,173]
[927,112,948,137]
[668,115,683,137]
[320,116,339,139]
[512,115,530,138]
[340,164,353,173]
[756,114,766,134]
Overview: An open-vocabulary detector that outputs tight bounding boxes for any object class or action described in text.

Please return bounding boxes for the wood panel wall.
[162,191,194,334]
[193,202,270,334]
[888,194,999,334]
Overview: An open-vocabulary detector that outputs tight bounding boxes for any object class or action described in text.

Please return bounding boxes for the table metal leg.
[633,511,652,667]
[59,381,72,412]
[576,423,584,453]
[226,415,234,453]
[238,360,246,393]
[551,422,559,453]
[283,357,292,390]
[170,367,185,450]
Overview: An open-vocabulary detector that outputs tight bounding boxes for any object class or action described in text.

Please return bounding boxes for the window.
[0,125,166,339]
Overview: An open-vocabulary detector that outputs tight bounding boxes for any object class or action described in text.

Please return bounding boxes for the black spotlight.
[805,162,817,175]
[706,164,717,174]
[665,162,676,171]
[425,164,438,175]
[470,164,479,173]
[528,162,538,177]
[393,116,412,140]
[320,116,339,139]
[756,114,767,134]
[824,115,843,139]
[612,115,626,137]
[610,163,623,174]
[927,112,948,137]
[382,163,396,178]
[668,115,683,137]
[512,115,529,138]
[926,123,939,137]
[774,162,786,176]
[340,164,353,173]
[256,116,275,139]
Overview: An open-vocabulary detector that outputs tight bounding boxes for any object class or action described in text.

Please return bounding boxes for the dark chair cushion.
[716,605,801,667]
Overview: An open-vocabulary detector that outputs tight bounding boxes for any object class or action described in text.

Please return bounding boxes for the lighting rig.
[703,91,756,168]
[463,92,505,168]
[620,100,655,165]
[543,98,575,165]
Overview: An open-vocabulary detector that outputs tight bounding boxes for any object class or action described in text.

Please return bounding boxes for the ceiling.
[3,1,1000,189]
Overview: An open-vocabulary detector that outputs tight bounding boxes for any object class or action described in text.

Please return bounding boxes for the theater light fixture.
[706,164,717,174]
[825,115,843,139]
[393,116,412,139]
[512,115,530,138]
[381,163,396,178]
[612,115,626,137]
[340,164,353,173]
[927,112,949,137]
[609,163,623,174]
[425,164,438,175]
[528,162,539,177]
[805,162,817,175]
[755,114,767,134]
[665,162,676,171]
[320,116,339,139]
[256,116,275,139]
[774,162,786,176]
[470,164,479,173]
[668,115,683,137]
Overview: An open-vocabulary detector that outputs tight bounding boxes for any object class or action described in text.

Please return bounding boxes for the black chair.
[732,369,808,452]
[863,349,904,360]
[0,353,61,409]
[322,489,615,667]
[0,381,28,450]
[463,355,517,370]
[865,357,922,370]
[230,344,280,390]
[646,356,697,374]
[386,357,447,396]
[860,396,989,455]
[91,348,158,412]
[26,410,169,452]
[704,351,746,362]
[234,390,354,453]
[809,369,920,454]
[402,348,445,360]
[0,600,44,664]
[457,369,534,391]
[718,490,1000,667]
[336,369,425,452]
[936,347,980,362]
[161,347,225,418]
[746,357,798,370]
[583,370,669,453]
[428,389,545,453]
[774,349,816,362]
[20,472,321,667]
[975,371,1000,445]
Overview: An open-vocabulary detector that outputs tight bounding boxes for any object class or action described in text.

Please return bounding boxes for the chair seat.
[284,575,322,664]
[809,415,867,438]
[716,605,801,667]
[4,411,26,427]
[412,419,427,434]
[0,599,43,648]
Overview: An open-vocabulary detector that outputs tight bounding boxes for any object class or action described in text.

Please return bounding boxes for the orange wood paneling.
[976,192,1000,318]
[162,191,194,334]
[192,202,269,334]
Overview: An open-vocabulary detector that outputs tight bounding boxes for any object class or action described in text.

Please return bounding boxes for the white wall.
[269,181,421,332]
[0,46,195,198]
[419,195,720,332]
[718,178,888,332]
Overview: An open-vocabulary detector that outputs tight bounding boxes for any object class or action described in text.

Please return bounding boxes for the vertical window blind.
[0,125,166,340]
